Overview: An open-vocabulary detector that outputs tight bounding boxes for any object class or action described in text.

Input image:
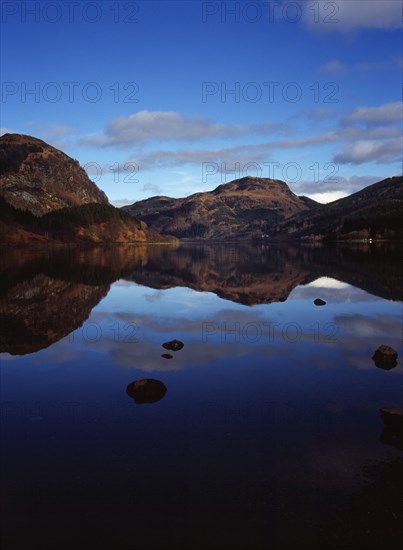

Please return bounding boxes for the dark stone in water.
[380,408,403,450]
[314,298,326,306]
[161,353,173,359]
[372,345,398,370]
[162,339,184,352]
[126,379,167,404]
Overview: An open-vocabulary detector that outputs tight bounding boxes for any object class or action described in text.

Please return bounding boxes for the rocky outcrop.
[0,133,108,215]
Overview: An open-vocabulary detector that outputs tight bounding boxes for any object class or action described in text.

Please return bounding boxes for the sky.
[1,0,402,205]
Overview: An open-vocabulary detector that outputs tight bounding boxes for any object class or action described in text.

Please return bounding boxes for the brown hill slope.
[0,133,108,215]
[123,176,319,240]
[274,176,403,241]
[0,195,177,245]
[0,134,177,245]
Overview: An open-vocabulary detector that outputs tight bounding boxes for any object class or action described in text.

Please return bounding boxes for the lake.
[1,243,402,549]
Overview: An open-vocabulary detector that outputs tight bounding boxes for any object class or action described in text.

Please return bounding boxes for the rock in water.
[126,379,167,404]
[161,353,173,359]
[380,408,403,450]
[372,345,398,370]
[314,298,326,306]
[162,339,184,352]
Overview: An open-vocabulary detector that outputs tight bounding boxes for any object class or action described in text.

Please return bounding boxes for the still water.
[1,244,402,549]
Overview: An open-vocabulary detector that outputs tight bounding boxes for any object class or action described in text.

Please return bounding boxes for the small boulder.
[372,345,398,370]
[380,408,403,450]
[161,353,173,360]
[162,339,184,352]
[126,378,167,404]
[314,298,326,306]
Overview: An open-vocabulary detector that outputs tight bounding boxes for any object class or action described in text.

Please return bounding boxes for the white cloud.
[342,102,402,126]
[356,57,403,72]
[27,123,75,151]
[293,175,379,196]
[303,0,403,32]
[130,102,401,171]
[307,107,338,120]
[79,110,287,148]
[334,137,402,164]
[307,277,350,289]
[335,314,402,340]
[142,182,161,194]
[319,57,402,77]
[306,191,348,203]
[320,59,348,74]
[72,101,400,199]
[111,198,137,208]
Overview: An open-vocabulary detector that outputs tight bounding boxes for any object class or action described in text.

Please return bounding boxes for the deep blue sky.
[1,0,402,204]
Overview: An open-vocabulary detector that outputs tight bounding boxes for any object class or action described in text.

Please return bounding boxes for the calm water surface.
[1,244,402,549]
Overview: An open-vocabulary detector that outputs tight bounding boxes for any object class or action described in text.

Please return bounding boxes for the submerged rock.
[313,298,326,306]
[380,408,403,450]
[126,379,167,404]
[161,353,173,359]
[372,345,398,370]
[162,339,184,352]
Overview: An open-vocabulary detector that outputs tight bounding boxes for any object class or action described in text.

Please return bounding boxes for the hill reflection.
[0,246,151,355]
[0,243,401,355]
[126,243,403,305]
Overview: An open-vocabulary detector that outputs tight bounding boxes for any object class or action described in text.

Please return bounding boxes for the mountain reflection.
[1,243,401,355]
[126,243,403,305]
[0,246,151,355]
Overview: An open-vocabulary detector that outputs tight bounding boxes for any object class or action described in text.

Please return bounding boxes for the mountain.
[3,133,400,244]
[0,133,176,245]
[123,176,319,240]
[124,175,403,242]
[0,133,108,215]
[273,176,403,241]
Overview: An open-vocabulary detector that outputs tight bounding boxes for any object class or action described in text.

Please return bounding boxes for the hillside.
[124,175,403,242]
[123,176,319,240]
[2,133,400,244]
[0,133,108,215]
[0,133,176,245]
[0,195,177,245]
[274,176,403,241]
